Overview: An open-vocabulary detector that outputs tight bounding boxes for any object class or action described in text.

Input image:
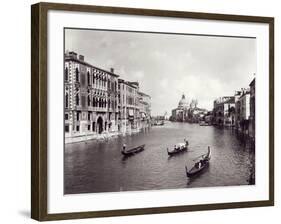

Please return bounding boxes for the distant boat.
[153,120,164,126]
[185,147,211,177]
[167,139,189,156]
[121,144,145,156]
[199,121,211,126]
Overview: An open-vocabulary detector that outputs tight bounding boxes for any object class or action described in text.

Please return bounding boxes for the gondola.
[121,144,145,156]
[167,140,189,156]
[185,147,211,177]
[199,121,210,126]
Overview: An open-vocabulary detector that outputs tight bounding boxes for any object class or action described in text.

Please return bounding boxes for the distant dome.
[178,94,189,109]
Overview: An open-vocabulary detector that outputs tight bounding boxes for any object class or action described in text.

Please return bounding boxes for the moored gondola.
[121,144,145,156]
[167,139,189,156]
[185,147,211,177]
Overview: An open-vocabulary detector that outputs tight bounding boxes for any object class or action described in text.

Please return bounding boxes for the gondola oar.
[185,165,189,178]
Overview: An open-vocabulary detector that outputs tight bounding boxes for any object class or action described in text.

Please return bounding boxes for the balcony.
[93,107,107,113]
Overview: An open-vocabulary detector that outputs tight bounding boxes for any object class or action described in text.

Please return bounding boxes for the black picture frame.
[31,2,274,221]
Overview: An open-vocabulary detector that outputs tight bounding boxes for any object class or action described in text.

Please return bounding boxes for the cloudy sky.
[65,29,256,116]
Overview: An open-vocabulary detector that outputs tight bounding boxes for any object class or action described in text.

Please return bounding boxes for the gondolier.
[185,146,211,177]
[167,138,189,156]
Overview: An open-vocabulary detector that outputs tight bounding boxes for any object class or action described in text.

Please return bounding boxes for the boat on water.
[167,139,189,156]
[185,147,211,177]
[199,121,211,126]
[121,144,145,156]
[153,120,164,126]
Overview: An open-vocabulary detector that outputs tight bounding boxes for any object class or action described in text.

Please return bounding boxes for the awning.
[128,109,134,116]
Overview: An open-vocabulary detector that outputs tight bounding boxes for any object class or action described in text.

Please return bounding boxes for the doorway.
[97,117,103,134]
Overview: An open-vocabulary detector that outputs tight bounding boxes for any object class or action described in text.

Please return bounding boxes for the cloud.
[65,29,256,115]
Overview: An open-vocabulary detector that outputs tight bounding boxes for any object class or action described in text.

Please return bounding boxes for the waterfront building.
[249,78,255,141]
[65,51,151,143]
[118,79,140,134]
[187,99,208,123]
[235,88,250,135]
[65,51,118,143]
[170,94,207,123]
[203,111,213,124]
[138,91,152,129]
[213,96,235,127]
[171,94,189,122]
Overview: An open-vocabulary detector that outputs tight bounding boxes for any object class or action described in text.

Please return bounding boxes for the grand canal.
[64,121,255,194]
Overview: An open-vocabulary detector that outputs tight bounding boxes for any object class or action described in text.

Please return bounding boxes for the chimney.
[79,55,84,61]
[68,51,77,59]
[110,68,114,73]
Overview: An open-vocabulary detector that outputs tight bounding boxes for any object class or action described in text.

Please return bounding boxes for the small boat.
[167,139,189,156]
[199,121,210,126]
[121,144,145,156]
[185,147,211,177]
[153,120,164,126]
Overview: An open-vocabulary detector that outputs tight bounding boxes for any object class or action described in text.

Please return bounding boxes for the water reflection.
[64,121,255,194]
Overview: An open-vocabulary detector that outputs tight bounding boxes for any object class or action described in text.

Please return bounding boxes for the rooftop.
[65,51,119,77]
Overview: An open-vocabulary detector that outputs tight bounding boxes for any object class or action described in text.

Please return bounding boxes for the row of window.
[65,93,117,109]
[65,67,118,90]
[65,124,94,133]
[65,122,107,133]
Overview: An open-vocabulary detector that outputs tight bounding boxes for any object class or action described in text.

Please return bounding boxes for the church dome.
[178,94,189,108]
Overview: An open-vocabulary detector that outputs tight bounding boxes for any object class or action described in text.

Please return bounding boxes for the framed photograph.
[31,2,274,221]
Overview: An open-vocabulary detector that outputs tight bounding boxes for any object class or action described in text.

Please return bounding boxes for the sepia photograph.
[64,28,256,195]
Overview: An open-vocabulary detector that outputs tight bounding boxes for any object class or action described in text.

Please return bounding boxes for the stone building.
[249,78,255,141]
[65,51,152,143]
[138,91,151,129]
[170,94,207,123]
[118,79,140,135]
[213,96,235,127]
[171,94,189,122]
[235,88,250,135]
[64,51,119,143]
[187,99,207,123]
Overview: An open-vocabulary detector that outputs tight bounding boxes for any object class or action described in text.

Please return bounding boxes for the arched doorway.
[97,117,103,134]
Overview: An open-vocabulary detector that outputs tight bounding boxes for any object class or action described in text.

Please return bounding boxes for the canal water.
[64,121,255,194]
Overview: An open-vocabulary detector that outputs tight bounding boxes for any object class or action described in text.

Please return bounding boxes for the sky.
[65,29,256,116]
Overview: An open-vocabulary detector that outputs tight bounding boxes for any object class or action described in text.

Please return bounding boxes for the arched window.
[108,80,110,90]
[87,95,91,106]
[75,94,79,106]
[75,68,79,82]
[65,67,68,82]
[87,71,90,86]
[96,75,99,87]
[93,74,95,84]
[65,93,68,108]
